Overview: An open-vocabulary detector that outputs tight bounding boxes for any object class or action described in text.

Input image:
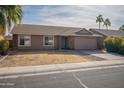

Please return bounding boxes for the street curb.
[1,63,124,77]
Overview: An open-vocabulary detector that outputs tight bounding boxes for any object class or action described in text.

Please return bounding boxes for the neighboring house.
[90,28,124,48]
[11,24,102,50]
[90,29,124,37]
[5,35,12,41]
[5,35,13,48]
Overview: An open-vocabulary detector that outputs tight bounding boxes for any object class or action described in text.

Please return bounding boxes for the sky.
[22,5,124,30]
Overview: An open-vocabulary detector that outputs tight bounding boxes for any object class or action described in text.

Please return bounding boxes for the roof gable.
[75,28,93,35]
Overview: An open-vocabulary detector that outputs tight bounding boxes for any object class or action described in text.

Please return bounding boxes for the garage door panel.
[74,37,97,50]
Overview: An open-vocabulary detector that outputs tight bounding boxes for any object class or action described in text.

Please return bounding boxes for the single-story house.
[11,24,103,50]
[89,28,124,49]
[5,35,13,48]
[11,24,124,50]
[90,28,124,37]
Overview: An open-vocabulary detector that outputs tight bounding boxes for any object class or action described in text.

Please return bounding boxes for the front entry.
[61,36,68,49]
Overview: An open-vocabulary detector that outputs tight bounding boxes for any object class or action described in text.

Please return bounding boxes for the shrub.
[0,36,9,55]
[0,35,4,40]
[104,36,122,52]
[119,39,124,55]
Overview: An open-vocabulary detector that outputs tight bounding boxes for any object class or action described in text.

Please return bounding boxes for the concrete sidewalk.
[0,59,124,76]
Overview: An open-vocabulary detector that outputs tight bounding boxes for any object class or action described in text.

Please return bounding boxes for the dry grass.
[0,50,94,67]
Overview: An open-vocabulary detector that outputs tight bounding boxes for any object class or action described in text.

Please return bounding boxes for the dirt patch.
[0,50,105,67]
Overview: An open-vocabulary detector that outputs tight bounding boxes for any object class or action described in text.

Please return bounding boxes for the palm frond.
[0,5,23,35]
[0,12,5,34]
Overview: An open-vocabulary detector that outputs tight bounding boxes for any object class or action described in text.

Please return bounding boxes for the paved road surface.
[0,65,124,88]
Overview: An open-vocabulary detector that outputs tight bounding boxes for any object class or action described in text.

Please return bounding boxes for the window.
[43,36,54,46]
[18,36,31,46]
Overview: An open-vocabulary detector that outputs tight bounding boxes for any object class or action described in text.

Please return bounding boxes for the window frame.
[18,35,31,47]
[43,35,54,46]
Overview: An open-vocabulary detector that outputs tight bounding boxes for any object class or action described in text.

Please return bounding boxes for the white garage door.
[74,37,97,50]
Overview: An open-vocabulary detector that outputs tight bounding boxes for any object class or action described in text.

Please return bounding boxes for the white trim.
[43,35,54,47]
[18,35,31,47]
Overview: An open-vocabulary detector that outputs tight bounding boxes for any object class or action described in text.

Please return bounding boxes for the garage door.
[74,37,97,50]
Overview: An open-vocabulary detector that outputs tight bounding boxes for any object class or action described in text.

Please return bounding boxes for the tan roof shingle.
[12,24,102,37]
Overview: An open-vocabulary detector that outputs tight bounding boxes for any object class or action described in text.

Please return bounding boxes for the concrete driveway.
[83,50,124,60]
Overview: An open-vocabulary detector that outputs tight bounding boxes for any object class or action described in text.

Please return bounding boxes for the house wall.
[67,36,75,49]
[31,35,59,50]
[96,36,106,49]
[74,36,98,50]
[13,34,59,50]
[89,29,107,49]
[13,34,18,49]
[13,34,103,50]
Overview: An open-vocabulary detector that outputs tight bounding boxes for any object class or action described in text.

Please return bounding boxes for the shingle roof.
[90,28,124,37]
[12,24,101,37]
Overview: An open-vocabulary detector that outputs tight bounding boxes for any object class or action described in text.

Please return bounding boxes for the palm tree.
[96,14,104,30]
[0,5,23,35]
[119,25,124,31]
[0,12,5,34]
[103,18,111,30]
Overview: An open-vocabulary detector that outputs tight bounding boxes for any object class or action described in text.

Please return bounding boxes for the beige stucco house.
[11,24,103,50]
[11,24,124,50]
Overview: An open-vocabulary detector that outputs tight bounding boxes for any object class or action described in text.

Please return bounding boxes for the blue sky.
[22,5,124,30]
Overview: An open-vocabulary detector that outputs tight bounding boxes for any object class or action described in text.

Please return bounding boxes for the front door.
[61,36,68,49]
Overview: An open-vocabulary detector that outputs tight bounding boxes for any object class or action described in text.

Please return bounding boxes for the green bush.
[0,37,9,55]
[119,40,124,55]
[104,36,122,52]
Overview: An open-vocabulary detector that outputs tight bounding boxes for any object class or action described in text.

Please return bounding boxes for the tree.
[0,5,23,35]
[96,14,104,30]
[0,12,5,34]
[119,25,124,31]
[103,18,111,30]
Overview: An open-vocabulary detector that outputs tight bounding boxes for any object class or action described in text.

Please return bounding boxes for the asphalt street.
[0,65,124,88]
